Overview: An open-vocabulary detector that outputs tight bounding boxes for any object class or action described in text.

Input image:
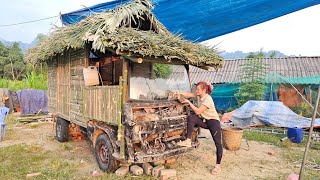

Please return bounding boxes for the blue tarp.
[61,0,320,42]
[16,89,48,115]
[230,100,320,128]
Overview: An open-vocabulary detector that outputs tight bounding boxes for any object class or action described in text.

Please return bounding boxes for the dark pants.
[186,115,223,164]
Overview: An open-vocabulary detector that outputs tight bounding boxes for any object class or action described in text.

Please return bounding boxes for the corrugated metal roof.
[184,56,320,84]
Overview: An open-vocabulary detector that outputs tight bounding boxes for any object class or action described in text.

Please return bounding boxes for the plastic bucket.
[287,127,304,144]
[222,127,243,151]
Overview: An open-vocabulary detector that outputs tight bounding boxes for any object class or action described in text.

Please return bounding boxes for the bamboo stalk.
[118,76,124,159]
[299,83,320,179]
[121,66,128,159]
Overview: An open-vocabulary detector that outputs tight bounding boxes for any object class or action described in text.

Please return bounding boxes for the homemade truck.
[27,0,223,172]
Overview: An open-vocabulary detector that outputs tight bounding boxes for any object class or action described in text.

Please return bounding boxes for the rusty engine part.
[123,101,196,161]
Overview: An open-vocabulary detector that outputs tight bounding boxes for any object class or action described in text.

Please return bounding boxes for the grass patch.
[282,149,320,179]
[0,72,47,91]
[29,123,39,129]
[244,130,320,150]
[245,130,320,179]
[4,128,18,141]
[6,115,17,127]
[61,142,73,151]
[0,144,77,179]
[244,131,286,146]
[0,144,155,179]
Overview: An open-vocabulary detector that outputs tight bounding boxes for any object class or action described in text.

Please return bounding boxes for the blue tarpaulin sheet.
[61,0,320,42]
[230,100,320,128]
[16,89,48,115]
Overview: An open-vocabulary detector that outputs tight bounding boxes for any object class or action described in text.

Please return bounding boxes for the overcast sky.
[0,1,319,56]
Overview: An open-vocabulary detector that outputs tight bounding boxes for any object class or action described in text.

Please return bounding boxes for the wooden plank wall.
[83,86,119,125]
[50,48,87,127]
[49,48,120,127]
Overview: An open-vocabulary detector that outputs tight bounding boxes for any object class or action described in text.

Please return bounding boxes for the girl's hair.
[196,81,213,94]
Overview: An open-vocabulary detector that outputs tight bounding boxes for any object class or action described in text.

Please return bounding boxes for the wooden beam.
[106,47,217,69]
[84,44,90,67]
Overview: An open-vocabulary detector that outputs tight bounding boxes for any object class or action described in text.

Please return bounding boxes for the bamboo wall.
[83,86,119,125]
[48,48,120,127]
[48,48,87,127]
[48,59,57,112]
[57,52,70,119]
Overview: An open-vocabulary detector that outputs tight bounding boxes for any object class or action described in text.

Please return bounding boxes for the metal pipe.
[299,83,320,179]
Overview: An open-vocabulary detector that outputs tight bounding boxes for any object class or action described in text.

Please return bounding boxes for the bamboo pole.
[117,76,125,159]
[120,64,128,159]
[299,83,320,180]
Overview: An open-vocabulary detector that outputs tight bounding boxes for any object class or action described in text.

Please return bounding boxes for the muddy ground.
[1,120,300,179]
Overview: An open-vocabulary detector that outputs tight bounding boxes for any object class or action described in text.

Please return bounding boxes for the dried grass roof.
[26,0,223,69]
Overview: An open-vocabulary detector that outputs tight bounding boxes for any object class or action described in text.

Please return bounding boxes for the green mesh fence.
[210,73,320,111]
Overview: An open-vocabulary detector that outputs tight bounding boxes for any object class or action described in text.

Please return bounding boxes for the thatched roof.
[26,0,223,69]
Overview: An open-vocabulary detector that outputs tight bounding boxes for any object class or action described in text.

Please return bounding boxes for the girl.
[177,81,222,175]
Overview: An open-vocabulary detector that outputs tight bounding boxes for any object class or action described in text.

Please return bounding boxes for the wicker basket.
[222,127,243,151]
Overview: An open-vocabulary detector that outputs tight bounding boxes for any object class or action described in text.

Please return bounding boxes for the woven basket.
[222,127,243,151]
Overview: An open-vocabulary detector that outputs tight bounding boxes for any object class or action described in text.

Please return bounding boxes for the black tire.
[95,133,119,172]
[56,117,69,142]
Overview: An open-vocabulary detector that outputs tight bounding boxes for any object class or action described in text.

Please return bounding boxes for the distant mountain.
[0,36,40,53]
[220,50,287,59]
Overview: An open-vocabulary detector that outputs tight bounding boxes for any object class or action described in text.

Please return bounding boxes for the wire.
[0,15,59,27]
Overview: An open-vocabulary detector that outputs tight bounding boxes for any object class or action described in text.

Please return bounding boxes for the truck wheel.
[56,117,69,142]
[95,134,119,172]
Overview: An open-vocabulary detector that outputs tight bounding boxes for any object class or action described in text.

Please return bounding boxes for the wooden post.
[299,83,320,179]
[84,44,90,67]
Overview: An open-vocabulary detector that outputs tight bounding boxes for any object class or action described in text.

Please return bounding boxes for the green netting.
[205,73,320,111]
[264,73,320,85]
[212,84,239,98]
[211,83,280,111]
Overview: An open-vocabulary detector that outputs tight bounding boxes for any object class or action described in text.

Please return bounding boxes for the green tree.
[0,42,10,78]
[27,34,48,75]
[235,56,269,106]
[246,48,278,59]
[35,33,47,42]
[152,63,172,79]
[4,42,26,80]
[246,48,265,59]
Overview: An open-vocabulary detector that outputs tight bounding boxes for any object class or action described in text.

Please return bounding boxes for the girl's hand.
[181,99,191,104]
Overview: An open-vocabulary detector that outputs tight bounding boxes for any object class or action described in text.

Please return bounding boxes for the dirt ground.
[1,121,296,179]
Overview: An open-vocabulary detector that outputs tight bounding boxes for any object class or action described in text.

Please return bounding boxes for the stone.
[152,165,165,177]
[142,162,153,175]
[130,165,143,176]
[115,166,129,176]
[159,169,177,180]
